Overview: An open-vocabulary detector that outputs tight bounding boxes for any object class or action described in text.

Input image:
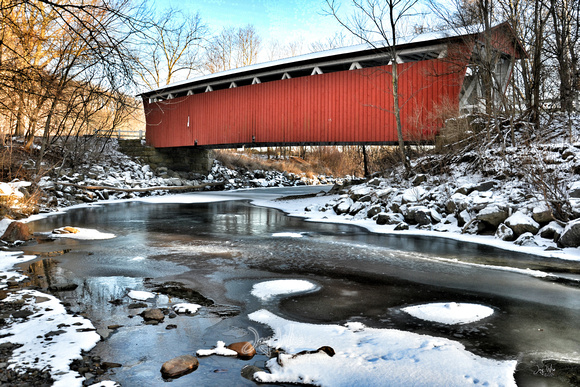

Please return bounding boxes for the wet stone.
[161,355,199,379]
[128,302,148,309]
[241,365,263,381]
[227,342,257,359]
[48,283,78,292]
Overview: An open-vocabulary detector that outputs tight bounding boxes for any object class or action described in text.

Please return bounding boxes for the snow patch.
[251,279,318,301]
[172,303,201,314]
[249,309,516,386]
[127,290,155,301]
[0,290,100,387]
[196,341,238,357]
[402,302,494,325]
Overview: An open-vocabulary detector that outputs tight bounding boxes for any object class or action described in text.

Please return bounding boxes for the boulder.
[366,205,382,218]
[349,186,373,201]
[539,221,564,240]
[495,223,514,241]
[476,205,509,228]
[462,219,486,235]
[1,222,33,243]
[348,201,367,216]
[411,174,427,186]
[160,355,199,379]
[429,208,443,223]
[532,204,553,224]
[473,180,497,192]
[333,198,353,215]
[376,212,404,225]
[569,181,580,199]
[358,194,373,203]
[401,187,425,204]
[557,219,580,248]
[514,232,539,247]
[455,184,475,196]
[457,209,472,228]
[446,193,469,214]
[394,222,409,231]
[227,341,257,359]
[405,206,432,226]
[505,211,540,237]
[141,308,165,322]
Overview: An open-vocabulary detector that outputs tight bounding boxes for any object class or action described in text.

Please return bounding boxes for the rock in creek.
[227,341,257,359]
[160,355,199,379]
[140,308,165,322]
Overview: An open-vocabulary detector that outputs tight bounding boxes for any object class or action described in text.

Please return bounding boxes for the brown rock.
[1,221,33,243]
[160,355,199,379]
[227,341,257,359]
[141,308,165,322]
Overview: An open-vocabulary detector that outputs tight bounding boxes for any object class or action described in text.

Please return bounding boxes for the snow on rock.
[505,211,540,237]
[49,227,115,240]
[333,197,353,215]
[477,204,509,228]
[127,290,155,301]
[249,309,516,386]
[251,279,318,301]
[33,139,341,210]
[401,186,425,204]
[0,289,100,387]
[196,341,238,357]
[172,303,201,314]
[558,218,580,248]
[402,302,495,325]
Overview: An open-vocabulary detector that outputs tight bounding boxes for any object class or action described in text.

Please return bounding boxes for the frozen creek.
[11,186,580,386]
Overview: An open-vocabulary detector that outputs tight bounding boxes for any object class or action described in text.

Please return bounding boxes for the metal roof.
[140,22,523,99]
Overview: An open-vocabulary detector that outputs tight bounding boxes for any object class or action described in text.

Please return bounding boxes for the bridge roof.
[141,22,524,101]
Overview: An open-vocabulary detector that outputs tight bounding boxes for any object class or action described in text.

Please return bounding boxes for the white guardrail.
[95,129,145,140]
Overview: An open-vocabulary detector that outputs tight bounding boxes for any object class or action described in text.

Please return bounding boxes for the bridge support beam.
[118,140,214,175]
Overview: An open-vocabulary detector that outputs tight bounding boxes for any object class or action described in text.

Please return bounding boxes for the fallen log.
[55,181,225,193]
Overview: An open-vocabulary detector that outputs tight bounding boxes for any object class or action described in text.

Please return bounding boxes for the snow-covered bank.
[0,251,101,387]
[251,179,580,263]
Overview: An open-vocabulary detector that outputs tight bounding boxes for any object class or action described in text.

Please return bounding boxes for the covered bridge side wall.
[144,59,465,148]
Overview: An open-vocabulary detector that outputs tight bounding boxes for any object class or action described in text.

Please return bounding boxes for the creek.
[20,187,580,386]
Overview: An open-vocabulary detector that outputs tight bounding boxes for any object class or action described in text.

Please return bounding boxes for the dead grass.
[215,146,406,178]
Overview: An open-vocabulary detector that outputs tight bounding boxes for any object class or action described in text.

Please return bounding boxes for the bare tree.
[546,0,579,113]
[0,0,142,172]
[325,0,421,173]
[203,24,261,73]
[309,31,353,52]
[133,7,207,89]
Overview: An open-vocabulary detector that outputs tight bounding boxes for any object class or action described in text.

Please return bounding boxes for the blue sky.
[154,0,343,46]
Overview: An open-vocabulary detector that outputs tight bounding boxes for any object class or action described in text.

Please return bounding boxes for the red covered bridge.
[140,23,525,149]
